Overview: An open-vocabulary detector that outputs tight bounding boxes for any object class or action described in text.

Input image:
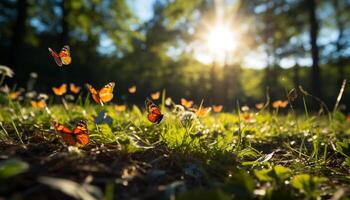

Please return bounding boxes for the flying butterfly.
[48,45,71,67]
[181,98,193,108]
[52,84,67,96]
[70,83,81,94]
[212,105,223,113]
[145,98,163,124]
[31,99,46,108]
[150,91,160,100]
[128,85,136,94]
[53,120,89,146]
[86,82,115,106]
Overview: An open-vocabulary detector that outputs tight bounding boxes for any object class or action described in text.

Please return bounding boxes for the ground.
[1,101,350,200]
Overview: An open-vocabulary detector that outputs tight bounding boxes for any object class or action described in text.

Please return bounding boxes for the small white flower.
[38,93,49,100]
[0,65,14,77]
[30,72,38,79]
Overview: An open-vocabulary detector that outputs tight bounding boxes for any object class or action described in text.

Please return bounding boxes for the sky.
[129,0,155,22]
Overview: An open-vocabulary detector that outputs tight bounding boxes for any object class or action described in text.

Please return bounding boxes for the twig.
[333,79,347,113]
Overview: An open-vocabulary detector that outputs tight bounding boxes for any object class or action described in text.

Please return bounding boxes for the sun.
[206,24,237,58]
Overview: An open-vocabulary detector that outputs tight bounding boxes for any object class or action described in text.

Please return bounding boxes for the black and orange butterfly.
[53,120,89,146]
[48,45,71,67]
[145,99,163,124]
[52,84,67,96]
[31,99,46,108]
[69,83,81,94]
[86,82,115,106]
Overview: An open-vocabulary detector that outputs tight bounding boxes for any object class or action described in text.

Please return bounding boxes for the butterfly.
[53,120,89,146]
[212,105,223,113]
[272,100,288,108]
[8,91,21,100]
[48,45,71,66]
[128,86,136,94]
[150,91,160,100]
[70,83,81,94]
[114,104,127,112]
[86,82,115,106]
[145,99,163,124]
[52,84,67,96]
[31,99,46,108]
[255,103,264,110]
[191,100,211,117]
[181,98,193,108]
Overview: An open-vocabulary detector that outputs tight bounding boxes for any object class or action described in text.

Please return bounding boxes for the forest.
[0,0,349,109]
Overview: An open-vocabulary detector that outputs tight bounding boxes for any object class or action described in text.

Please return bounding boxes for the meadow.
[1,78,350,200]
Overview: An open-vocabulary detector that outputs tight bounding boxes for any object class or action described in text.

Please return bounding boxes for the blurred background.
[0,0,349,110]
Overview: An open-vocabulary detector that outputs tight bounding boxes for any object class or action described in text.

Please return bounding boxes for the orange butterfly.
[8,91,21,100]
[128,86,136,94]
[86,82,115,106]
[145,99,163,124]
[52,84,67,96]
[31,99,46,108]
[212,105,223,113]
[347,115,350,123]
[191,101,211,117]
[151,91,160,100]
[181,98,193,108]
[272,100,288,108]
[255,103,264,110]
[53,120,89,146]
[114,104,127,112]
[48,45,71,66]
[70,83,81,94]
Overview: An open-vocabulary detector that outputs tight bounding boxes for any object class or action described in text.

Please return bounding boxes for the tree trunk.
[60,0,69,44]
[293,63,300,88]
[11,0,28,70]
[332,0,345,86]
[308,0,321,98]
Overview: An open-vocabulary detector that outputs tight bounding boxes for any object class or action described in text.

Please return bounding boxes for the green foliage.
[0,159,29,180]
[254,165,291,184]
[291,174,327,199]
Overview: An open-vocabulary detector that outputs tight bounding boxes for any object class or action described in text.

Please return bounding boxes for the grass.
[1,95,350,200]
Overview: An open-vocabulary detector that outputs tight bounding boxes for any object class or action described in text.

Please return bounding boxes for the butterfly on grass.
[181,98,193,108]
[114,104,127,112]
[52,84,67,96]
[255,103,264,110]
[8,91,21,100]
[150,91,160,100]
[48,45,71,67]
[145,98,163,124]
[69,83,81,94]
[212,105,223,113]
[128,86,136,94]
[86,82,115,106]
[31,99,46,108]
[53,120,89,146]
[272,100,288,108]
[190,100,211,117]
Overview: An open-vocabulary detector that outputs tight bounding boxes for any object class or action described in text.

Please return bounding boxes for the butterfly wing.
[59,45,71,65]
[151,92,160,100]
[70,83,81,94]
[145,99,163,124]
[72,120,89,146]
[52,84,67,96]
[54,122,76,145]
[98,82,115,103]
[86,84,101,104]
[48,47,63,66]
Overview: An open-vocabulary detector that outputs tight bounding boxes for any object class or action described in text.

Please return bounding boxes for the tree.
[307,0,321,98]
